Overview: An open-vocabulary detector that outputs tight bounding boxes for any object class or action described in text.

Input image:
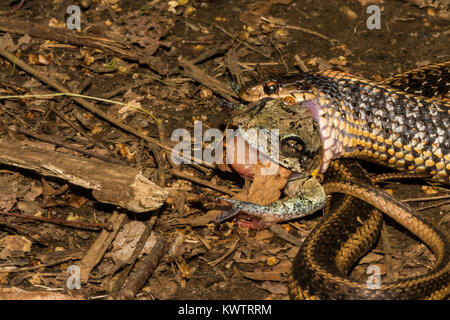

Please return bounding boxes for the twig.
[78,212,127,283]
[380,222,394,282]
[182,40,215,45]
[47,100,103,148]
[0,92,158,122]
[294,54,309,73]
[191,41,232,65]
[116,234,168,299]
[16,127,122,165]
[0,210,109,231]
[269,224,303,246]
[192,18,271,59]
[5,0,25,16]
[112,214,160,298]
[0,252,83,273]
[0,17,168,74]
[0,222,50,247]
[0,139,168,212]
[104,78,155,99]
[416,200,450,211]
[292,4,311,19]
[208,238,240,266]
[261,16,338,44]
[104,74,181,99]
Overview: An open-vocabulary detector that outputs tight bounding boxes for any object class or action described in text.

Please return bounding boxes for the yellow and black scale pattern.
[239,62,449,299]
[288,158,449,300]
[239,61,449,183]
[383,61,449,102]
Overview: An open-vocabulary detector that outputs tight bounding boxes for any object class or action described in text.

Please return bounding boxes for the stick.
[0,252,83,273]
[380,222,394,282]
[0,17,166,74]
[0,210,109,231]
[78,212,127,283]
[112,215,159,298]
[170,169,234,195]
[261,16,338,44]
[16,127,122,165]
[116,235,167,299]
[178,56,239,104]
[0,139,168,212]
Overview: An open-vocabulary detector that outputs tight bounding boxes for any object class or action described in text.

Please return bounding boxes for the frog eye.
[263,80,279,95]
[280,136,304,158]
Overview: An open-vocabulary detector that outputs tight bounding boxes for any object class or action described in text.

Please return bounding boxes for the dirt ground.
[0,0,448,300]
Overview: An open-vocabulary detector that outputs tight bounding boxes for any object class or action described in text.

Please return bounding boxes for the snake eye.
[263,80,279,95]
[280,136,305,158]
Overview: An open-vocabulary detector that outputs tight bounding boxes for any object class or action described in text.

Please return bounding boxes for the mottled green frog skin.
[217,99,327,229]
[234,98,323,176]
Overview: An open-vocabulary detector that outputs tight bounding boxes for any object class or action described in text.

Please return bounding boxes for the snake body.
[239,61,449,183]
[290,159,449,299]
[234,62,450,299]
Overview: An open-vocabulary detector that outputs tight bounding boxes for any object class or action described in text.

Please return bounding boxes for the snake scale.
[221,62,449,299]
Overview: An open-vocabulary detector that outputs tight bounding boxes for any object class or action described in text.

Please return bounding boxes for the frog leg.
[216,177,326,229]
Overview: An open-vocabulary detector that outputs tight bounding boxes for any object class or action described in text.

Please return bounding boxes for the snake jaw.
[239,84,268,102]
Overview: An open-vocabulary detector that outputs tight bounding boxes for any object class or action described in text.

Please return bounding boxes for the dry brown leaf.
[67,194,89,208]
[0,193,17,212]
[23,182,43,202]
[285,246,299,258]
[271,0,292,4]
[358,252,384,264]
[254,229,273,241]
[233,162,291,205]
[339,5,358,20]
[17,200,42,215]
[173,210,222,227]
[0,235,32,259]
[259,281,288,295]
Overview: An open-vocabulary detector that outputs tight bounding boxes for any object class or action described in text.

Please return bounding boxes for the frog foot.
[215,198,276,230]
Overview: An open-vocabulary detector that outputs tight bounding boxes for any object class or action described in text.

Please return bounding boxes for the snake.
[218,62,449,299]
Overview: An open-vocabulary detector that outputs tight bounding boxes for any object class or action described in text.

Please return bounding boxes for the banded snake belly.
[231,62,449,299]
